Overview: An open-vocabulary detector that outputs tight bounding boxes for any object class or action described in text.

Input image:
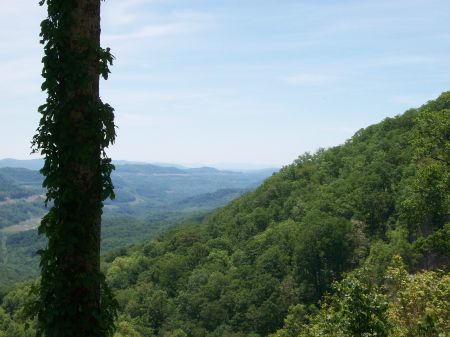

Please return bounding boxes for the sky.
[1,0,450,169]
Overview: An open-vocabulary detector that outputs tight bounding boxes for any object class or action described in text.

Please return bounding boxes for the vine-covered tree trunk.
[33,0,117,336]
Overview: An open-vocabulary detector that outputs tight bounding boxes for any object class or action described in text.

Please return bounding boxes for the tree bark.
[63,0,102,333]
[36,0,113,336]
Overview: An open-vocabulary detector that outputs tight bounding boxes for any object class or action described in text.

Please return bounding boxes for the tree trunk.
[35,0,116,336]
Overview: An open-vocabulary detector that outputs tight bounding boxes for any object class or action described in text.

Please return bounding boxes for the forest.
[0,92,448,336]
[0,164,271,289]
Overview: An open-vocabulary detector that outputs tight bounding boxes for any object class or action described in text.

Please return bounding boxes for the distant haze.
[0,158,279,173]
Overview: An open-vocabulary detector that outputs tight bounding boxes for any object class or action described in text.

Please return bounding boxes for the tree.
[385,256,450,337]
[400,93,450,268]
[32,0,116,336]
[294,214,355,301]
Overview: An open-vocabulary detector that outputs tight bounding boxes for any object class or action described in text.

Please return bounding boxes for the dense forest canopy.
[0,93,449,336]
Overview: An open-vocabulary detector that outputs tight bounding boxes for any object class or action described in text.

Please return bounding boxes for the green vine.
[31,0,117,336]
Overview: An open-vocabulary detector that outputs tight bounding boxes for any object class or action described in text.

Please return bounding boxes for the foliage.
[385,257,450,337]
[272,269,390,337]
[0,231,43,292]
[400,93,450,268]
[0,283,38,337]
[273,257,449,337]
[31,0,117,336]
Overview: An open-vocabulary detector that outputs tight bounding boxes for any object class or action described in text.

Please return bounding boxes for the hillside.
[103,93,448,336]
[0,163,273,229]
[0,93,448,337]
[0,164,273,289]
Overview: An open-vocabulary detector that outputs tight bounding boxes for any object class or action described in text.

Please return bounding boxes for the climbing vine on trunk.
[32,0,117,336]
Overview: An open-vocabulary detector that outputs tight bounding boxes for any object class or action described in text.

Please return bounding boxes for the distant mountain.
[106,164,273,214]
[0,167,43,202]
[113,160,188,169]
[0,167,42,186]
[175,188,249,209]
[0,162,274,228]
[115,163,185,175]
[0,158,278,173]
[0,158,44,170]
[0,162,274,288]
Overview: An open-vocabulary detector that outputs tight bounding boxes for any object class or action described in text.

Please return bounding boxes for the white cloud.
[104,22,197,41]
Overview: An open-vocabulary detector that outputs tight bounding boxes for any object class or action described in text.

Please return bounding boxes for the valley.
[0,163,274,288]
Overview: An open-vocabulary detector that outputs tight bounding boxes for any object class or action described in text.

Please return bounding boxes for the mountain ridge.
[95,92,449,337]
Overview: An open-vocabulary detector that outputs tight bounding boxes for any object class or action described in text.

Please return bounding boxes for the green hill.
[0,168,43,202]
[0,93,448,337]
[0,165,273,289]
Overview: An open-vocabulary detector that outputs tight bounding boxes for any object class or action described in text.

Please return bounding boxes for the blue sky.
[1,0,450,168]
